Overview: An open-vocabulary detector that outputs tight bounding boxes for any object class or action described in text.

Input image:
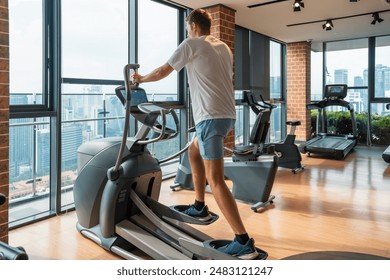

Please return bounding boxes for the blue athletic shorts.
[195,118,235,160]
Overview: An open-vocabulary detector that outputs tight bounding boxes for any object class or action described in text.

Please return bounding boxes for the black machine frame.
[299,84,358,160]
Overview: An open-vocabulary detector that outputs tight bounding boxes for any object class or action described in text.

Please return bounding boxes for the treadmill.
[299,84,358,160]
[382,104,390,163]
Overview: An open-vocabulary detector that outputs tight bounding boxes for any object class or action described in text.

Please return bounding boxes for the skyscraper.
[334,69,348,85]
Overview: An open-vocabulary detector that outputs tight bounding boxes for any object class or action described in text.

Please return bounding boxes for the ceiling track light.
[350,0,360,2]
[371,12,384,24]
[322,20,333,31]
[293,0,304,12]
[287,9,390,29]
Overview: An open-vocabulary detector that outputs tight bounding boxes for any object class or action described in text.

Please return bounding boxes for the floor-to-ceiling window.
[371,35,390,145]
[326,39,369,144]
[8,0,187,227]
[310,37,390,146]
[234,26,286,146]
[9,0,52,225]
[269,40,284,142]
[310,43,323,101]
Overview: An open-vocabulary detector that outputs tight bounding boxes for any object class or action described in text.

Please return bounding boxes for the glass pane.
[9,0,43,105]
[235,105,244,145]
[326,39,368,86]
[370,103,390,145]
[375,36,390,98]
[348,88,368,144]
[61,0,128,79]
[138,0,178,99]
[269,103,282,142]
[311,50,323,101]
[270,41,281,99]
[9,118,50,225]
[60,84,125,208]
[326,39,369,144]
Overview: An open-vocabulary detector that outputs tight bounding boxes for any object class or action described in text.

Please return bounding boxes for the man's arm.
[132,63,174,84]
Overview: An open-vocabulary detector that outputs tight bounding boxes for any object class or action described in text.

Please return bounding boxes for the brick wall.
[0,0,9,243]
[204,4,236,151]
[287,41,311,141]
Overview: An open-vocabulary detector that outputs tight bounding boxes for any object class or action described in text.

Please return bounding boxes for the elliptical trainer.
[73,64,268,260]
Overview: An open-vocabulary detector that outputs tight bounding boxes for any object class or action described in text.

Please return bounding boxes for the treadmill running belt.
[310,137,346,149]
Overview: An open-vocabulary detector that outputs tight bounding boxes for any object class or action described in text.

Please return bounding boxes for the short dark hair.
[186,9,212,34]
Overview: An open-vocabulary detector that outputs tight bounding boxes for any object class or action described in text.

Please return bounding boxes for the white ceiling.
[168,0,390,44]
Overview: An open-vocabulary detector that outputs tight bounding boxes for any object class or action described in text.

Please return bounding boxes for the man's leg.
[182,137,212,221]
[205,158,258,260]
[188,138,246,234]
[188,138,207,203]
[203,158,246,235]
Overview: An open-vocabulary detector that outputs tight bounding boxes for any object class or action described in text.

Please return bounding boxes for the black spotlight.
[293,0,304,12]
[322,20,333,31]
[350,0,360,2]
[371,12,384,25]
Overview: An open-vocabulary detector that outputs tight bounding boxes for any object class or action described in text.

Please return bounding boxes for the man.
[132,8,258,260]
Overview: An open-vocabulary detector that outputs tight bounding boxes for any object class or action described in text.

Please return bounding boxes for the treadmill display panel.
[324,84,347,99]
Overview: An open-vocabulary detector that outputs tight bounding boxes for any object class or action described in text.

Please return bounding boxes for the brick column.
[204,4,236,151]
[0,0,9,243]
[287,41,311,141]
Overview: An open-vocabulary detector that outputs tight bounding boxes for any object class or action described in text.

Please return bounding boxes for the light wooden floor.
[9,146,390,260]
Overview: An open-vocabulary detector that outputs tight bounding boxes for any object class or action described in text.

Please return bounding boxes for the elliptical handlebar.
[124,64,140,94]
[136,107,179,145]
[112,64,140,175]
[110,64,180,179]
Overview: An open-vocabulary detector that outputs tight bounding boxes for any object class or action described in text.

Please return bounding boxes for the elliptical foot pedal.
[251,195,275,213]
[203,240,268,260]
[170,205,219,225]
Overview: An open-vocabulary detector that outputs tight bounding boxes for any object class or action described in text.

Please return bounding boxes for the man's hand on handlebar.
[131,72,143,84]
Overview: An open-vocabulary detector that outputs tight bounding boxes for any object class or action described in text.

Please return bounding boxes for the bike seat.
[286,121,301,126]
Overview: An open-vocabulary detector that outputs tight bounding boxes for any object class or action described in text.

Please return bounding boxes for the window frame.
[9,0,55,118]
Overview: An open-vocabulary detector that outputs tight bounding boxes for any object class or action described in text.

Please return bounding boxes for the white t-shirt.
[167,35,236,125]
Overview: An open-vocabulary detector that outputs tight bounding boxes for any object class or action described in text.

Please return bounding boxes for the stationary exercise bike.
[244,91,304,173]
[73,64,268,260]
[171,93,279,212]
[0,193,29,260]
